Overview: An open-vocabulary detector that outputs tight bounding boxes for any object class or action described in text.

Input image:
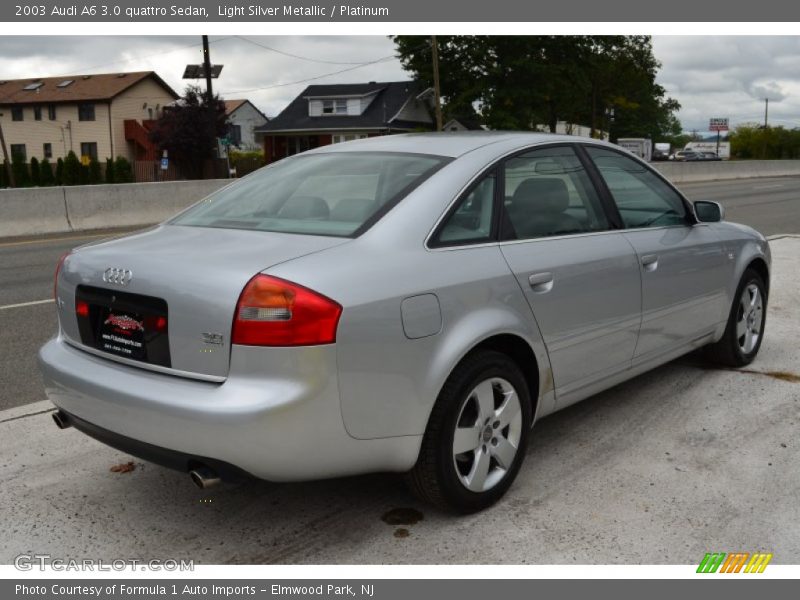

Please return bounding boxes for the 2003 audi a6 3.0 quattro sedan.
[40,132,770,512]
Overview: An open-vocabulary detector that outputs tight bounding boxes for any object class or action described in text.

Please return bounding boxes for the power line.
[222,40,430,95]
[235,36,384,66]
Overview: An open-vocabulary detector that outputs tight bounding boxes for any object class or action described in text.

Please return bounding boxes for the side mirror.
[693,200,724,223]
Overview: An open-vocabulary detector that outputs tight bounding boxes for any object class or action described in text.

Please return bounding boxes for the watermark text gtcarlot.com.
[14,554,194,571]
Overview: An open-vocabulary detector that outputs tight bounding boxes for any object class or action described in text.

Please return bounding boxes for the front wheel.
[406,350,532,513]
[705,268,767,367]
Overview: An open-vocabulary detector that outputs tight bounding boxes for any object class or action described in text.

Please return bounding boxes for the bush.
[55,158,65,186]
[0,160,9,188]
[29,157,41,186]
[62,151,81,185]
[11,151,30,187]
[113,156,133,183]
[40,158,55,186]
[88,158,102,184]
[105,158,115,184]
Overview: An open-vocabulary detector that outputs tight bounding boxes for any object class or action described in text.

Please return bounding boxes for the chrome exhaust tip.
[189,466,221,489]
[52,411,71,430]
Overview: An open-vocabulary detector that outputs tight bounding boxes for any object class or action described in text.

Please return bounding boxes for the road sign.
[160,158,169,171]
[709,118,729,132]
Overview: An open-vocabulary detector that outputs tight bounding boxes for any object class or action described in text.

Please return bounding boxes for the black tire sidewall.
[434,352,532,512]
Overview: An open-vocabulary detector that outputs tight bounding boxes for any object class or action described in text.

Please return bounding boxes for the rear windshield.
[171,151,448,237]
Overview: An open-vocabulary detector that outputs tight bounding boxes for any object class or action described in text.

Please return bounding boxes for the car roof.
[306,131,614,159]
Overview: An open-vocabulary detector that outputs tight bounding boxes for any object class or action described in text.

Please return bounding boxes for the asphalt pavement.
[0,175,799,411]
[1,236,798,564]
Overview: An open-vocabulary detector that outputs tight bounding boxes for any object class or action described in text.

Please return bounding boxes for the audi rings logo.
[102,267,133,286]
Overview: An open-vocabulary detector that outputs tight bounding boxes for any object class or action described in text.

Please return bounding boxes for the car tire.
[406,350,532,513]
[705,268,767,367]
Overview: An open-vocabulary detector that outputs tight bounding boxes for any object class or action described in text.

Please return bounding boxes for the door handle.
[641,254,659,272]
[528,272,554,293]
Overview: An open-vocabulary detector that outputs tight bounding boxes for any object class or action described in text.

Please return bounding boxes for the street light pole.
[764,97,769,129]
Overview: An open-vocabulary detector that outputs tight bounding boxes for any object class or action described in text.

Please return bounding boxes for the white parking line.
[0,298,54,311]
[752,183,785,190]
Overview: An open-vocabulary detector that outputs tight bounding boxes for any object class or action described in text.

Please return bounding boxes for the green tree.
[88,158,102,184]
[113,156,134,183]
[55,158,65,185]
[11,150,29,187]
[29,157,41,186]
[148,85,229,179]
[40,158,55,186]
[105,157,115,183]
[391,35,681,142]
[62,151,81,185]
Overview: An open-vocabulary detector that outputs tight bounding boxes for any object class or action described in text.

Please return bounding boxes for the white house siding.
[228,102,268,150]
[110,77,175,160]
[1,102,112,162]
[393,96,433,125]
[0,76,175,163]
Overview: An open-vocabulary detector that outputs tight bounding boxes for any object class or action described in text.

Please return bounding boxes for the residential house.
[0,71,178,165]
[224,99,268,151]
[256,81,434,163]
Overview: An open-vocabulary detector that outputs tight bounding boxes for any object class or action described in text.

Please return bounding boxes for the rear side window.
[172,152,447,237]
[502,146,609,240]
[586,147,687,229]
[435,172,496,245]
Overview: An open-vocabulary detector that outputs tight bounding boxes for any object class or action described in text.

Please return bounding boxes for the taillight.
[232,275,342,346]
[54,251,71,300]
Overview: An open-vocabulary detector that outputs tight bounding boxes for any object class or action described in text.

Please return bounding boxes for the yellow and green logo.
[697,552,773,573]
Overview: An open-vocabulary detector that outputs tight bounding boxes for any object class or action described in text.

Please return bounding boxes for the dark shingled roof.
[256,81,431,133]
[0,71,178,105]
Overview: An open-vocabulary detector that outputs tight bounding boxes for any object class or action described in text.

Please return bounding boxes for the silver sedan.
[40,133,770,512]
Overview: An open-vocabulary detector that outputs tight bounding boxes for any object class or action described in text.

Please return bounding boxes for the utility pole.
[202,35,213,105]
[0,116,15,187]
[431,36,443,132]
[764,97,769,128]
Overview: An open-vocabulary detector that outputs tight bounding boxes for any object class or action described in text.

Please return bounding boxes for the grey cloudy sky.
[2,35,799,133]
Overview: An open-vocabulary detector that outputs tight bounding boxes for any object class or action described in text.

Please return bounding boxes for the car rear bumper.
[38,336,421,482]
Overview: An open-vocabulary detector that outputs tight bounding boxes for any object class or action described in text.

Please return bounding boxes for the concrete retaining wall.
[3,161,800,239]
[654,160,800,183]
[0,179,230,239]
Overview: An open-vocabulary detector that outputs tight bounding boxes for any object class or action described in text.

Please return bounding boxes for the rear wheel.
[406,350,532,513]
[705,268,767,367]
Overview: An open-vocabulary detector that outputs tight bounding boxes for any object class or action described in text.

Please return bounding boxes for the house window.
[43,143,52,159]
[332,133,368,144]
[78,103,95,121]
[230,124,242,146]
[48,104,57,120]
[322,99,348,115]
[34,106,42,121]
[11,106,23,121]
[80,142,98,161]
[10,144,26,161]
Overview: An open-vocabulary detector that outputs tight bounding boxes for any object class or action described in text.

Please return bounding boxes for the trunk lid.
[58,224,348,380]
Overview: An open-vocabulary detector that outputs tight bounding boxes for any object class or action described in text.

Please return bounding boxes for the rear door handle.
[641,254,659,272]
[528,272,554,293]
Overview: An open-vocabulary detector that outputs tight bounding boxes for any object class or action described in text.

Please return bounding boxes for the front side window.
[33,106,42,121]
[435,172,496,245]
[502,146,609,240]
[322,99,347,115]
[172,152,447,237]
[586,146,687,229]
[78,103,95,121]
[11,106,23,121]
[48,104,57,120]
[43,143,52,159]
